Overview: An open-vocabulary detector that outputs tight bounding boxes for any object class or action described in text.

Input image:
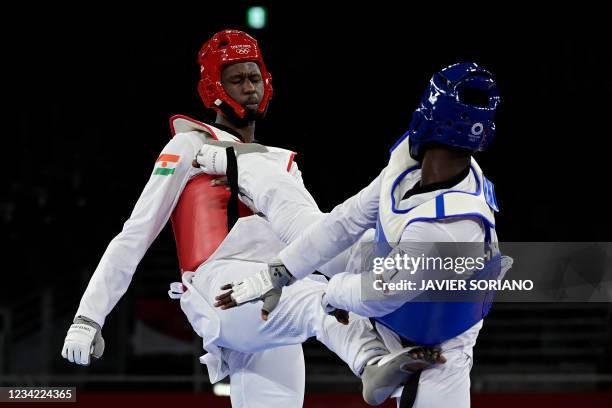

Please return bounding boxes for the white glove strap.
[195,144,227,175]
[68,324,96,343]
[231,269,274,305]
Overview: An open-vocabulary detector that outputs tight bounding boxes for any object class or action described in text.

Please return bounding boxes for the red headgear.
[197,29,273,120]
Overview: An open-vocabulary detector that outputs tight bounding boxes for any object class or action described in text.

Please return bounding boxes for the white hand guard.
[194,143,228,175]
[231,262,294,314]
[61,316,105,366]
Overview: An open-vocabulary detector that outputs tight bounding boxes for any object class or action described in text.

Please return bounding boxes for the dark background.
[1,3,611,406]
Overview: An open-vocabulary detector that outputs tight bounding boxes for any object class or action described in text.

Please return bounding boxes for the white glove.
[61,316,105,366]
[194,143,228,175]
[321,292,337,314]
[215,261,294,318]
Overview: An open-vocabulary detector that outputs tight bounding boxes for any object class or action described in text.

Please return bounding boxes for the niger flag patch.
[154,154,180,176]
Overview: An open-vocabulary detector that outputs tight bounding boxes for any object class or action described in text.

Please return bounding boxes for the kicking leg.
[190,259,388,374]
[238,153,326,244]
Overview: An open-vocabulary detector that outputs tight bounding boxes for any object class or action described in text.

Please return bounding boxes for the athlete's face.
[221,62,264,114]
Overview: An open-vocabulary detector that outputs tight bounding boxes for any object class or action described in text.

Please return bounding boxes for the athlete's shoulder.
[169,114,239,143]
[166,115,215,156]
[171,129,207,146]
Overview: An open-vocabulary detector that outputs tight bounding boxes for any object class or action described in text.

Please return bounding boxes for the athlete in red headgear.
[197,29,273,123]
[60,29,306,406]
[172,29,281,273]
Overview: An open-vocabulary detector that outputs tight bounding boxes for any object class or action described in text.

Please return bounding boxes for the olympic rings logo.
[233,45,252,55]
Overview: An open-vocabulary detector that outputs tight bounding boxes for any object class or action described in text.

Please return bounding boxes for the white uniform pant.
[224,345,305,408]
[388,349,472,408]
[376,322,477,408]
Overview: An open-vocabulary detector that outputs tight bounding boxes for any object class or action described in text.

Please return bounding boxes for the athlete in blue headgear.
[407,62,500,160]
[201,62,512,406]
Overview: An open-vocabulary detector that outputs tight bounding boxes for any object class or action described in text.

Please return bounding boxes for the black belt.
[399,369,422,408]
[399,335,421,407]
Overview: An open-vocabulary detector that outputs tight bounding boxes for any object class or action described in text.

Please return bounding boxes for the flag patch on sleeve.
[154,154,180,176]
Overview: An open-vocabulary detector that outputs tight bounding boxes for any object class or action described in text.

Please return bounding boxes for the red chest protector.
[171,173,253,272]
[168,115,295,274]
[168,115,251,273]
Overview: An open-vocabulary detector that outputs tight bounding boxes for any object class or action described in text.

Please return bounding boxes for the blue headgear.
[408,62,501,160]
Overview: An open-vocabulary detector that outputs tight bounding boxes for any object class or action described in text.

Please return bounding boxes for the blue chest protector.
[373,133,507,346]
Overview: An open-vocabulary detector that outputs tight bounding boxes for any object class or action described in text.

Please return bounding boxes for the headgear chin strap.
[408,62,501,160]
[197,29,273,121]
